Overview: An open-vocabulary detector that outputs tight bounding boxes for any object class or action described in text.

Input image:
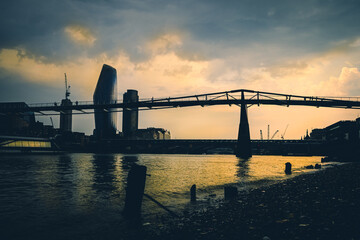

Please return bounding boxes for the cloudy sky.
[1,0,360,139]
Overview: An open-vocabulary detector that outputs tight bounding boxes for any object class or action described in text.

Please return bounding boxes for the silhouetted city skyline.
[1,0,360,139]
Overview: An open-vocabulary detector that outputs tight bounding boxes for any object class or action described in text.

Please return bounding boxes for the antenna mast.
[64,73,70,99]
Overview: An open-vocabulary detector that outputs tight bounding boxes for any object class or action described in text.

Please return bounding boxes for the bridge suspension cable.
[1,89,360,116]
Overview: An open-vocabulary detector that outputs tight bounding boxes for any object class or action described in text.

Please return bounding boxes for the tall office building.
[93,64,117,138]
[122,89,139,138]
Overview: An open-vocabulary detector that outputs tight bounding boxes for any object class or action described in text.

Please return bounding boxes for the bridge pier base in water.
[235,91,252,158]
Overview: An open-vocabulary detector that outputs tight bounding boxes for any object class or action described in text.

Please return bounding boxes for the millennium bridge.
[1,89,360,157]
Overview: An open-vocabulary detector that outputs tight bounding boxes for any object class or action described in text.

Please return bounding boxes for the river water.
[0,153,326,239]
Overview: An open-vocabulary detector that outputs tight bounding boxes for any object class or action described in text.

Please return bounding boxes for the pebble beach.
[129,162,360,240]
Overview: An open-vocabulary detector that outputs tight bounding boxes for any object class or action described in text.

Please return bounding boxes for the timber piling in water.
[190,184,196,203]
[285,162,292,174]
[123,164,147,219]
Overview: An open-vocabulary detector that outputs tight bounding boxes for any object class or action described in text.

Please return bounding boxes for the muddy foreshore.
[123,162,360,240]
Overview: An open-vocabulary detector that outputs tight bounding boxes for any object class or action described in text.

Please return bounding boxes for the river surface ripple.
[0,154,328,239]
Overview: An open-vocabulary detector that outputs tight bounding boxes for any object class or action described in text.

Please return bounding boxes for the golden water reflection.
[134,154,323,208]
[25,154,324,216]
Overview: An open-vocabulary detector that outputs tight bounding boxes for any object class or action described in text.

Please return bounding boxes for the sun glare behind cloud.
[64,25,96,46]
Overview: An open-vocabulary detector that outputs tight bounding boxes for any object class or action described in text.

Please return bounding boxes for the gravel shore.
[128,162,360,240]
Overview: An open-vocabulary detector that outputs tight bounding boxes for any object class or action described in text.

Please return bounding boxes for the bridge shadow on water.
[236,157,250,178]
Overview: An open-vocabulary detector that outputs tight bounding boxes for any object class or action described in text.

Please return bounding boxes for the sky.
[1,0,360,139]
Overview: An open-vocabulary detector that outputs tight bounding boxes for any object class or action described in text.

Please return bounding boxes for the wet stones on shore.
[138,163,360,240]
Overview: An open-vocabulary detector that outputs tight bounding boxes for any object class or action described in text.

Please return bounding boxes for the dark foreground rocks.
[128,163,360,240]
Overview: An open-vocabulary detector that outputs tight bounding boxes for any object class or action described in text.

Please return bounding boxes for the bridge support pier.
[236,92,252,158]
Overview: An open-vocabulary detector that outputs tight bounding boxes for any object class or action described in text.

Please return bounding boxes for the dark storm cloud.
[0,0,127,61]
[0,1,67,47]
[1,0,360,63]
[1,0,360,138]
[182,0,360,53]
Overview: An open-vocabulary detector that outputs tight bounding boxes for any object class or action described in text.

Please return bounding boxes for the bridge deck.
[1,89,360,114]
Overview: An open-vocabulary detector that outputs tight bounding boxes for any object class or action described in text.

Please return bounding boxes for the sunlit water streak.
[0,153,329,239]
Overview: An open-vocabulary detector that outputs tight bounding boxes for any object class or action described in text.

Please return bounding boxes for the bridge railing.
[2,89,360,113]
[24,90,360,109]
[25,95,360,109]
[316,97,360,101]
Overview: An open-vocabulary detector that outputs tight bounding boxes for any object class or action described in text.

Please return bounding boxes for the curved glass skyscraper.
[93,64,117,138]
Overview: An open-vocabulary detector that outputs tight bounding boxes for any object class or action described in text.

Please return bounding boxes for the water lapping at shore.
[141,162,360,240]
[0,153,335,239]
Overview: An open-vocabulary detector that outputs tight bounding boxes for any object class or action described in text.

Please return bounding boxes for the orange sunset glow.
[1,1,360,139]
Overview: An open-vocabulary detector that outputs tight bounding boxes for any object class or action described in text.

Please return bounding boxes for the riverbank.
[132,162,360,240]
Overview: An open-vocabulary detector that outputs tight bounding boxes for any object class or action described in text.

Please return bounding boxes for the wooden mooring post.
[123,164,147,219]
[190,184,196,202]
[285,162,292,175]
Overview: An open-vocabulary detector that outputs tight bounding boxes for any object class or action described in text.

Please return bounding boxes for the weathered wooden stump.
[305,165,314,169]
[123,164,147,219]
[190,184,196,203]
[285,162,292,174]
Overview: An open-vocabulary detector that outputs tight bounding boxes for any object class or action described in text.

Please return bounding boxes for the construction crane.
[271,130,279,140]
[260,130,263,140]
[64,73,71,99]
[281,124,289,140]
